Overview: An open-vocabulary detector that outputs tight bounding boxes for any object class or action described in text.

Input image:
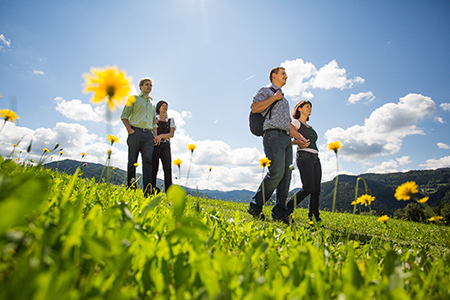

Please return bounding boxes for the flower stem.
[332,174,339,213]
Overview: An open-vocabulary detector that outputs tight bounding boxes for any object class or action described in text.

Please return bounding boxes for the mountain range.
[44,159,450,215]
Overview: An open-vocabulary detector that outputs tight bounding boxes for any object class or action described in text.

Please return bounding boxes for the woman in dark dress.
[286,100,322,222]
[152,100,176,193]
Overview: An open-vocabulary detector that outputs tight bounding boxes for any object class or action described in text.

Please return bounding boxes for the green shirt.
[120,93,157,130]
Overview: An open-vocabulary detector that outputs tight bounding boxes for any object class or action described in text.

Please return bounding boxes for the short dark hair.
[156,100,168,114]
[269,67,285,83]
[292,100,312,121]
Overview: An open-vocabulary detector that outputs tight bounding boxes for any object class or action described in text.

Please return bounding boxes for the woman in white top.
[151,100,176,193]
[286,100,322,223]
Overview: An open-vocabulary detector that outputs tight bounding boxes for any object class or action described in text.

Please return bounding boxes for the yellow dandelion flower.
[428,216,443,222]
[43,148,49,153]
[356,194,375,206]
[188,143,196,152]
[395,181,418,201]
[328,141,342,153]
[173,158,182,166]
[209,167,212,172]
[0,109,19,123]
[259,157,271,168]
[59,151,64,155]
[83,65,132,111]
[378,215,389,222]
[417,197,429,203]
[13,144,17,147]
[107,134,119,145]
[30,159,34,163]
[82,152,86,157]
[134,163,139,167]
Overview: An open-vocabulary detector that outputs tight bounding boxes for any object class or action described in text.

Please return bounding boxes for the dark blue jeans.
[152,141,172,192]
[250,130,292,220]
[287,151,322,221]
[127,127,154,196]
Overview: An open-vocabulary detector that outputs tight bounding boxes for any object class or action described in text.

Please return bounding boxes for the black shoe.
[247,207,265,221]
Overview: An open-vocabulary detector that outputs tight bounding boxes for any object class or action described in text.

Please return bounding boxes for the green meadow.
[1,156,450,300]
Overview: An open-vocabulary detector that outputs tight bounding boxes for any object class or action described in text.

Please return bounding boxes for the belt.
[131,126,152,132]
[264,128,289,135]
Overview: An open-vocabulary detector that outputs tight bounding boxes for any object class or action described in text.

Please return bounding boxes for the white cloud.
[396,156,411,165]
[419,156,450,169]
[366,160,400,174]
[438,142,450,149]
[434,117,446,124]
[32,70,44,75]
[54,97,122,126]
[281,58,317,99]
[312,60,364,90]
[348,91,375,104]
[281,58,364,100]
[0,34,11,50]
[324,93,436,161]
[441,103,450,112]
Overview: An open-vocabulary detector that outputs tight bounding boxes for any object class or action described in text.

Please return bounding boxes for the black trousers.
[127,128,154,196]
[152,141,173,192]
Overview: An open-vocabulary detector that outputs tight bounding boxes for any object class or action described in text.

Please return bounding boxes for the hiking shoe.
[247,207,265,221]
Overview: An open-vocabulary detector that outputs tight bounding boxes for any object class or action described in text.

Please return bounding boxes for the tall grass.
[1,155,449,299]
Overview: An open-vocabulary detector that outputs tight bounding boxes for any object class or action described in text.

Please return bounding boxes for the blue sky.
[1,0,450,192]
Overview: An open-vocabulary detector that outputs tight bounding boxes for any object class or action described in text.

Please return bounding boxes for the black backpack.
[249,87,279,136]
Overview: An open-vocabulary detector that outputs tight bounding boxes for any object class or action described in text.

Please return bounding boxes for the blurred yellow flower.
[82,152,86,157]
[355,194,375,206]
[173,158,182,166]
[259,157,271,168]
[134,163,139,167]
[0,109,19,123]
[209,167,212,172]
[417,197,429,203]
[13,144,17,147]
[328,141,342,153]
[43,148,49,153]
[378,215,389,222]
[59,151,64,155]
[395,181,418,201]
[83,65,133,111]
[188,143,196,152]
[428,216,443,222]
[107,134,119,145]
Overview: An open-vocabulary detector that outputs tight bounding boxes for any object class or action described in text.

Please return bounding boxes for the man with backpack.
[248,67,308,225]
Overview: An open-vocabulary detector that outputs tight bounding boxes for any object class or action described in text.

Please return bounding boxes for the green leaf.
[167,185,186,221]
[0,172,50,233]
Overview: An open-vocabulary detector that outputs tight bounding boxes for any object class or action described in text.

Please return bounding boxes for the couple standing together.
[120,77,176,196]
[248,67,322,225]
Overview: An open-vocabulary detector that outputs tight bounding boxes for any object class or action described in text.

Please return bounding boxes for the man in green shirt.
[121,77,159,196]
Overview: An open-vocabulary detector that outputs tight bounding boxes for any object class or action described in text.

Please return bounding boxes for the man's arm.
[153,117,160,145]
[251,91,283,113]
[122,119,135,135]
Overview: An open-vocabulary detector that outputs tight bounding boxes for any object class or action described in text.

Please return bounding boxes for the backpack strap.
[266,87,280,120]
